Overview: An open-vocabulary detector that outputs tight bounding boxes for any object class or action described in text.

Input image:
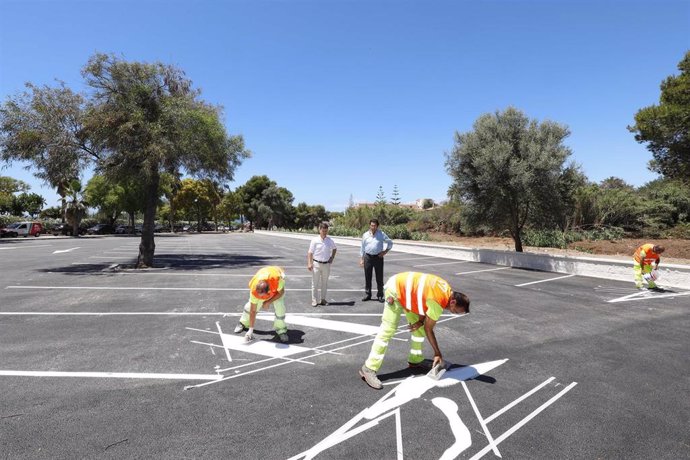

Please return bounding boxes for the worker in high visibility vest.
[234,266,289,343]
[633,243,665,289]
[359,272,470,390]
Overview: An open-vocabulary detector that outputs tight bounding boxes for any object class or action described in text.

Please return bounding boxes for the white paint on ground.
[258,315,381,335]
[218,332,310,358]
[0,244,51,250]
[413,260,470,268]
[608,290,690,303]
[468,382,578,460]
[456,267,512,275]
[52,247,81,254]
[432,397,473,460]
[484,377,555,423]
[5,286,363,292]
[515,274,575,287]
[0,370,221,381]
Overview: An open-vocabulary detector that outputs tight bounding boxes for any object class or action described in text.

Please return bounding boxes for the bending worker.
[359,271,470,390]
[633,243,665,289]
[234,265,289,343]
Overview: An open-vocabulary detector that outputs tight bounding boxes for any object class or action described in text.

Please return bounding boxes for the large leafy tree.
[217,190,241,229]
[629,51,690,181]
[173,178,217,231]
[0,176,29,214]
[84,175,125,226]
[294,202,329,230]
[0,83,95,218]
[14,192,46,218]
[445,107,577,251]
[236,175,275,229]
[81,53,249,266]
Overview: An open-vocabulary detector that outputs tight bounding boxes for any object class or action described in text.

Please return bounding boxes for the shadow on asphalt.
[378,362,498,384]
[35,254,285,274]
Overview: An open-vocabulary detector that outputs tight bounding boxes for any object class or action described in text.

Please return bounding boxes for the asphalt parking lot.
[1,232,688,459]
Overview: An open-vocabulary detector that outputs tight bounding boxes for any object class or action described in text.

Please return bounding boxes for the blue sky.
[1,0,688,211]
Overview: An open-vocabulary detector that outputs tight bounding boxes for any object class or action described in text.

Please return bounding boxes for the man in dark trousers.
[359,219,393,302]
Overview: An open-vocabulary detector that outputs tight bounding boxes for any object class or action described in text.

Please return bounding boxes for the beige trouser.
[311,261,331,303]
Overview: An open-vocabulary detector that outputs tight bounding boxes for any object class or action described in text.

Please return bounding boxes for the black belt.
[314,259,330,264]
[365,253,380,257]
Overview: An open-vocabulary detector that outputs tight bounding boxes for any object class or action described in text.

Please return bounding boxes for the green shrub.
[327,226,361,238]
[522,226,626,248]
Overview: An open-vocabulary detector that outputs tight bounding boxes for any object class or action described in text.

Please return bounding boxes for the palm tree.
[64,179,87,237]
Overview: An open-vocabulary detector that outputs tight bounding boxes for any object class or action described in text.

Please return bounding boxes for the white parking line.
[515,274,575,287]
[456,267,511,275]
[608,290,690,303]
[0,370,221,381]
[413,260,470,268]
[0,244,51,250]
[5,286,363,292]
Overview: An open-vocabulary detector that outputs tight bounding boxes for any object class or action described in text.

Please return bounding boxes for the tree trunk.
[513,232,523,252]
[137,172,159,268]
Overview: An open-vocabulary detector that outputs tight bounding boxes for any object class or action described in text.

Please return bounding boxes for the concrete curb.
[256,230,690,290]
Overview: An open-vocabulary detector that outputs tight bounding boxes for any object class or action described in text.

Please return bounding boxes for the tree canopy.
[445,107,579,251]
[629,51,690,181]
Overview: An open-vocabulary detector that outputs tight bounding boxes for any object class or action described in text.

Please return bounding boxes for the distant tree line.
[2,51,688,254]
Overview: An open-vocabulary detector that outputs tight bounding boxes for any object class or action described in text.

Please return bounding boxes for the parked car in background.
[115,225,133,234]
[0,223,21,238]
[87,223,115,235]
[0,222,43,238]
[51,223,87,236]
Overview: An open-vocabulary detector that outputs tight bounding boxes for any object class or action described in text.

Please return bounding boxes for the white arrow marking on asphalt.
[53,247,80,254]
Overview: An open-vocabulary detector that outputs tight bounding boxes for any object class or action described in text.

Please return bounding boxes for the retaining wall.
[256,230,690,290]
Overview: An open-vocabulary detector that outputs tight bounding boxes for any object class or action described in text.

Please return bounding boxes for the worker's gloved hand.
[244,329,254,342]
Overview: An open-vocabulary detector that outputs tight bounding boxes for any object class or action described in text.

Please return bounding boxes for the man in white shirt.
[307,222,338,307]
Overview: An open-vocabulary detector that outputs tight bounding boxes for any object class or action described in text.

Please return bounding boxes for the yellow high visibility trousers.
[365,289,426,372]
[633,262,656,288]
[239,297,288,334]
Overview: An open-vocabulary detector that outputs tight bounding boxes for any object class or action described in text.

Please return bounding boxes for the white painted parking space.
[515,274,575,287]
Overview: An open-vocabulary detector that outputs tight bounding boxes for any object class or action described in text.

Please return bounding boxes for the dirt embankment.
[426,233,690,266]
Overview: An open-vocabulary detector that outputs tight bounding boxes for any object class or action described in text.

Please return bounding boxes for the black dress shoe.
[361,295,372,301]
[377,296,385,303]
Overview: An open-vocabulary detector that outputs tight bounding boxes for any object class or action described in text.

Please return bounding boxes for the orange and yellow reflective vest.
[633,244,660,265]
[393,272,453,316]
[249,266,285,300]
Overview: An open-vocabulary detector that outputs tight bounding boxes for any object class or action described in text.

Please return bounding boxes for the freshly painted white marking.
[6,286,363,292]
[0,244,51,250]
[111,272,324,278]
[469,382,578,460]
[364,360,508,420]
[287,391,400,460]
[384,256,438,262]
[258,315,381,335]
[0,312,388,317]
[456,267,511,275]
[484,377,555,423]
[52,247,81,254]
[461,381,501,457]
[608,290,690,303]
[432,397,473,460]
[515,274,575,287]
[413,260,470,267]
[215,321,232,362]
[218,333,310,358]
[0,370,221,381]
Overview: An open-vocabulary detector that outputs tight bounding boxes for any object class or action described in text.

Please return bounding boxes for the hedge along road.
[0,232,687,459]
